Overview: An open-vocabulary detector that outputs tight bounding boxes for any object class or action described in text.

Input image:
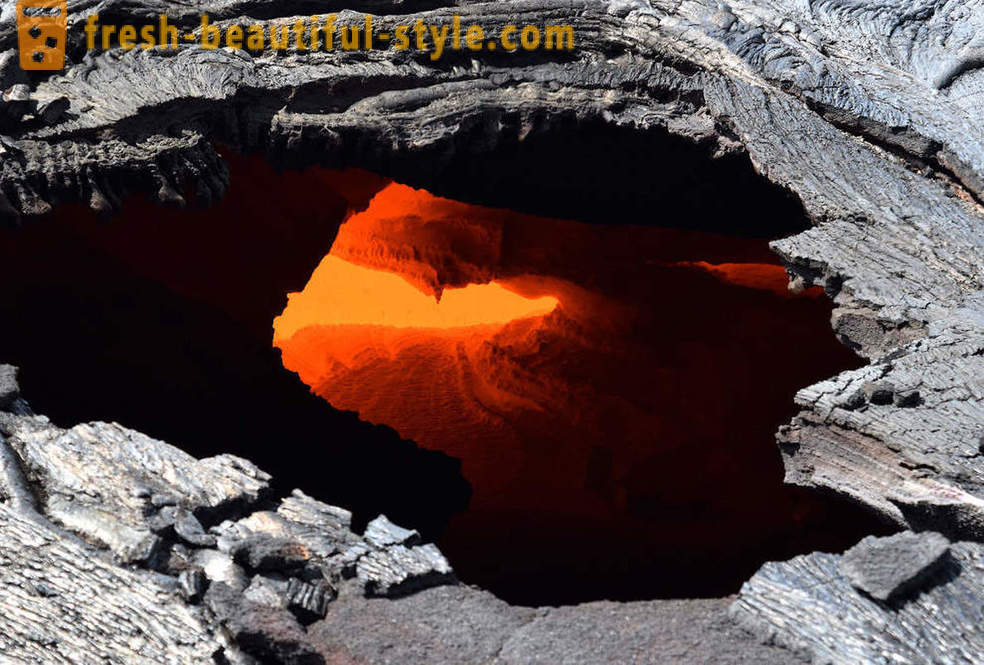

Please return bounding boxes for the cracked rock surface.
[0,366,460,664]
[0,367,796,664]
[1,0,984,662]
[733,536,984,665]
[838,531,950,603]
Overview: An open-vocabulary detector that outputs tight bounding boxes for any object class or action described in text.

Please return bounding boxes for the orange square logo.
[17,0,67,71]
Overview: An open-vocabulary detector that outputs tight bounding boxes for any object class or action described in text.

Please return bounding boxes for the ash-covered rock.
[309,585,803,665]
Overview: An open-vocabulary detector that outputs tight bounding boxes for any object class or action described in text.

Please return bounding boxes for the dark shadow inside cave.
[0,157,470,539]
[279,116,809,238]
[0,126,890,606]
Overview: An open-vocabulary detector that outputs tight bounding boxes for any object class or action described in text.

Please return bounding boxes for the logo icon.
[17,0,67,71]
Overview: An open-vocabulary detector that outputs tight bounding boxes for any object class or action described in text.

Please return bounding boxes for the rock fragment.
[0,50,27,91]
[205,582,325,665]
[733,539,984,664]
[0,416,270,561]
[232,534,311,572]
[194,548,249,592]
[363,514,420,548]
[36,95,69,125]
[244,573,289,608]
[357,544,454,598]
[0,364,20,411]
[172,508,218,548]
[0,84,33,125]
[840,531,950,603]
[179,568,208,603]
[285,578,335,624]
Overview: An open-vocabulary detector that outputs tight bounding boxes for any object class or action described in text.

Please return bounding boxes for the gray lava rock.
[0,50,27,90]
[1,0,984,662]
[285,578,335,624]
[357,544,455,598]
[310,586,802,665]
[0,84,33,124]
[178,568,208,603]
[36,96,69,125]
[244,574,289,609]
[173,508,217,548]
[734,540,984,664]
[0,415,269,563]
[193,548,249,593]
[205,582,324,665]
[0,364,19,410]
[862,381,896,406]
[364,514,420,548]
[840,531,950,603]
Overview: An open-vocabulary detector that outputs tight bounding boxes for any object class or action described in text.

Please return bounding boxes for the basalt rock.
[0,0,982,663]
[0,365,797,664]
[0,369,460,663]
[733,535,984,664]
[838,531,950,604]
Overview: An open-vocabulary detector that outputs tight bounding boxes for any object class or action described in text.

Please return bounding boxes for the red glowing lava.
[275,180,861,601]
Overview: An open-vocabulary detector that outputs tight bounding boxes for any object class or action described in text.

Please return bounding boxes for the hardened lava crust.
[1,1,984,663]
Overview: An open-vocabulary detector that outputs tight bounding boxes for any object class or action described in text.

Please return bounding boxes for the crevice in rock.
[273,171,893,605]
[0,124,891,606]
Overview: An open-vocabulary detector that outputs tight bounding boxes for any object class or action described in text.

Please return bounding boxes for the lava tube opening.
[0,145,890,607]
[274,180,887,605]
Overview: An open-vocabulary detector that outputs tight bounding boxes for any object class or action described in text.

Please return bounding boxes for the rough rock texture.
[311,586,805,665]
[3,414,271,564]
[0,367,796,664]
[0,502,224,663]
[838,531,950,603]
[0,367,458,664]
[0,0,983,662]
[734,536,984,665]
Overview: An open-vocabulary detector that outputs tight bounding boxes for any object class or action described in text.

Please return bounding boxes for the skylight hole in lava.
[273,178,889,606]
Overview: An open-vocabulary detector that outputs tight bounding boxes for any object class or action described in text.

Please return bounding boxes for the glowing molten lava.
[275,179,862,603]
[273,255,558,339]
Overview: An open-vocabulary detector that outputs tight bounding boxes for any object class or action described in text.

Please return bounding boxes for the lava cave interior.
[0,126,890,605]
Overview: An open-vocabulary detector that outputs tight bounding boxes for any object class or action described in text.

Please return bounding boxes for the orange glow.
[272,177,864,602]
[672,261,824,296]
[328,182,506,299]
[273,255,558,341]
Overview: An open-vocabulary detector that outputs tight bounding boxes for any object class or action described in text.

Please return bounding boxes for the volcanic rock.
[0,0,982,662]
[839,531,950,603]
[733,537,984,664]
